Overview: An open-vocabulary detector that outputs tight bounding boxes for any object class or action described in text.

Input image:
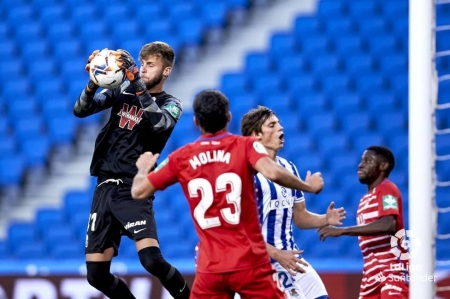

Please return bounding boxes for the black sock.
[86,261,136,299]
[159,267,190,299]
[138,247,190,299]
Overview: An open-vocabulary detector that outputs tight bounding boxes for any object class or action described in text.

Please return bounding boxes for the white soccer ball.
[89,49,126,89]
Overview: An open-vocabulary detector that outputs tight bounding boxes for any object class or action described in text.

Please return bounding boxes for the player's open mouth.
[279,134,284,142]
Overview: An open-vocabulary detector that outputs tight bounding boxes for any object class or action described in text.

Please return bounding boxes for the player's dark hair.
[193,89,229,134]
[367,145,395,176]
[140,41,175,68]
[240,106,275,136]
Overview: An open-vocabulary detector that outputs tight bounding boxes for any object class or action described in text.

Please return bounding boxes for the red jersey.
[356,179,408,297]
[147,132,271,273]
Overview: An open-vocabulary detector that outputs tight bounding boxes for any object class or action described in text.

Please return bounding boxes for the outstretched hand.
[326,201,346,226]
[85,49,100,73]
[305,170,324,194]
[136,152,160,174]
[317,225,343,241]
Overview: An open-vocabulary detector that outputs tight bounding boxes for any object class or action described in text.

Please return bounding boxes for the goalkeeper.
[73,42,189,299]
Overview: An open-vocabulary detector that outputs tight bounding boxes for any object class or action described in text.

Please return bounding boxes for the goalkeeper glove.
[114,49,146,94]
[85,49,100,73]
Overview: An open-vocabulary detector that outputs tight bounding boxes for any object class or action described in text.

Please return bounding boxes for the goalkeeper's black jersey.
[75,84,182,179]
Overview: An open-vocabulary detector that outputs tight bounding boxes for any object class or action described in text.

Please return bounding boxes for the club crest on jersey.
[117,103,144,130]
[382,195,398,210]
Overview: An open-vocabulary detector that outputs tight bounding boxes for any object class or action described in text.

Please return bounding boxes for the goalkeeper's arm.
[73,80,115,118]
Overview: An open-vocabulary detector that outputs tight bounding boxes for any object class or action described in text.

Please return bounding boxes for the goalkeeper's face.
[140,55,168,89]
[257,115,284,153]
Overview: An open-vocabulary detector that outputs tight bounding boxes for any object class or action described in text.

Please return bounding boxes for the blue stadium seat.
[7,6,35,24]
[438,79,450,106]
[15,22,45,43]
[294,16,323,36]
[47,114,77,145]
[21,134,50,167]
[324,18,356,36]
[245,51,273,76]
[378,53,408,74]
[340,113,372,136]
[310,55,341,74]
[436,160,450,183]
[0,41,18,60]
[270,32,297,56]
[365,93,398,114]
[43,227,76,250]
[375,111,407,134]
[7,223,38,248]
[333,36,365,55]
[28,59,57,82]
[343,54,375,75]
[354,73,386,95]
[0,241,10,258]
[292,155,323,174]
[437,30,450,53]
[328,152,359,175]
[51,242,82,259]
[220,72,248,95]
[306,112,338,136]
[228,93,257,116]
[390,16,408,36]
[317,0,346,18]
[0,134,16,156]
[38,5,66,25]
[436,133,450,157]
[367,35,399,55]
[71,5,97,24]
[436,109,450,131]
[13,114,44,138]
[382,1,408,19]
[317,133,350,156]
[388,73,408,96]
[176,18,203,46]
[278,57,309,81]
[296,93,328,115]
[8,97,37,118]
[53,40,82,62]
[347,0,381,17]
[331,93,363,114]
[15,242,47,259]
[320,74,351,94]
[356,18,388,36]
[283,134,314,158]
[201,2,228,28]
[251,73,284,95]
[21,41,50,63]
[436,238,450,261]
[0,155,24,186]
[112,20,141,42]
[286,75,318,96]
[386,132,408,155]
[352,132,385,153]
[437,2,450,26]
[36,208,66,236]
[300,36,331,55]
[436,186,450,209]
[259,92,292,115]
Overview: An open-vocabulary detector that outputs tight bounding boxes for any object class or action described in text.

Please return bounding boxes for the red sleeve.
[377,182,401,217]
[147,152,178,191]
[245,137,270,168]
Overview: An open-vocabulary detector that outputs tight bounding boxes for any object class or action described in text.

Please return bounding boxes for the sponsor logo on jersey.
[117,103,144,130]
[163,103,182,121]
[269,197,294,210]
[124,220,146,230]
[253,141,268,154]
[382,195,398,210]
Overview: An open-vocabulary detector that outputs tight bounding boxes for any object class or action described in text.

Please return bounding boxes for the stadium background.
[0,0,449,298]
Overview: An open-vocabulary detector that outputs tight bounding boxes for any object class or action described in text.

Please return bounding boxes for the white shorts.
[273,258,329,299]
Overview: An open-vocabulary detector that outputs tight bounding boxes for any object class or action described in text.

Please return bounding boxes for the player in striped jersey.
[318,146,409,299]
[241,106,346,299]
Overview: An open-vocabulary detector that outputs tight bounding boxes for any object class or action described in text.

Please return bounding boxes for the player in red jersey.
[317,146,409,299]
[131,89,324,298]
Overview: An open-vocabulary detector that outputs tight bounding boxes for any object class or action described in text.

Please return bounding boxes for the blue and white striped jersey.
[255,156,304,250]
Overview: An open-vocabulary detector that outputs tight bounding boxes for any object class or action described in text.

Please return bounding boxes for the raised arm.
[254,157,324,194]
